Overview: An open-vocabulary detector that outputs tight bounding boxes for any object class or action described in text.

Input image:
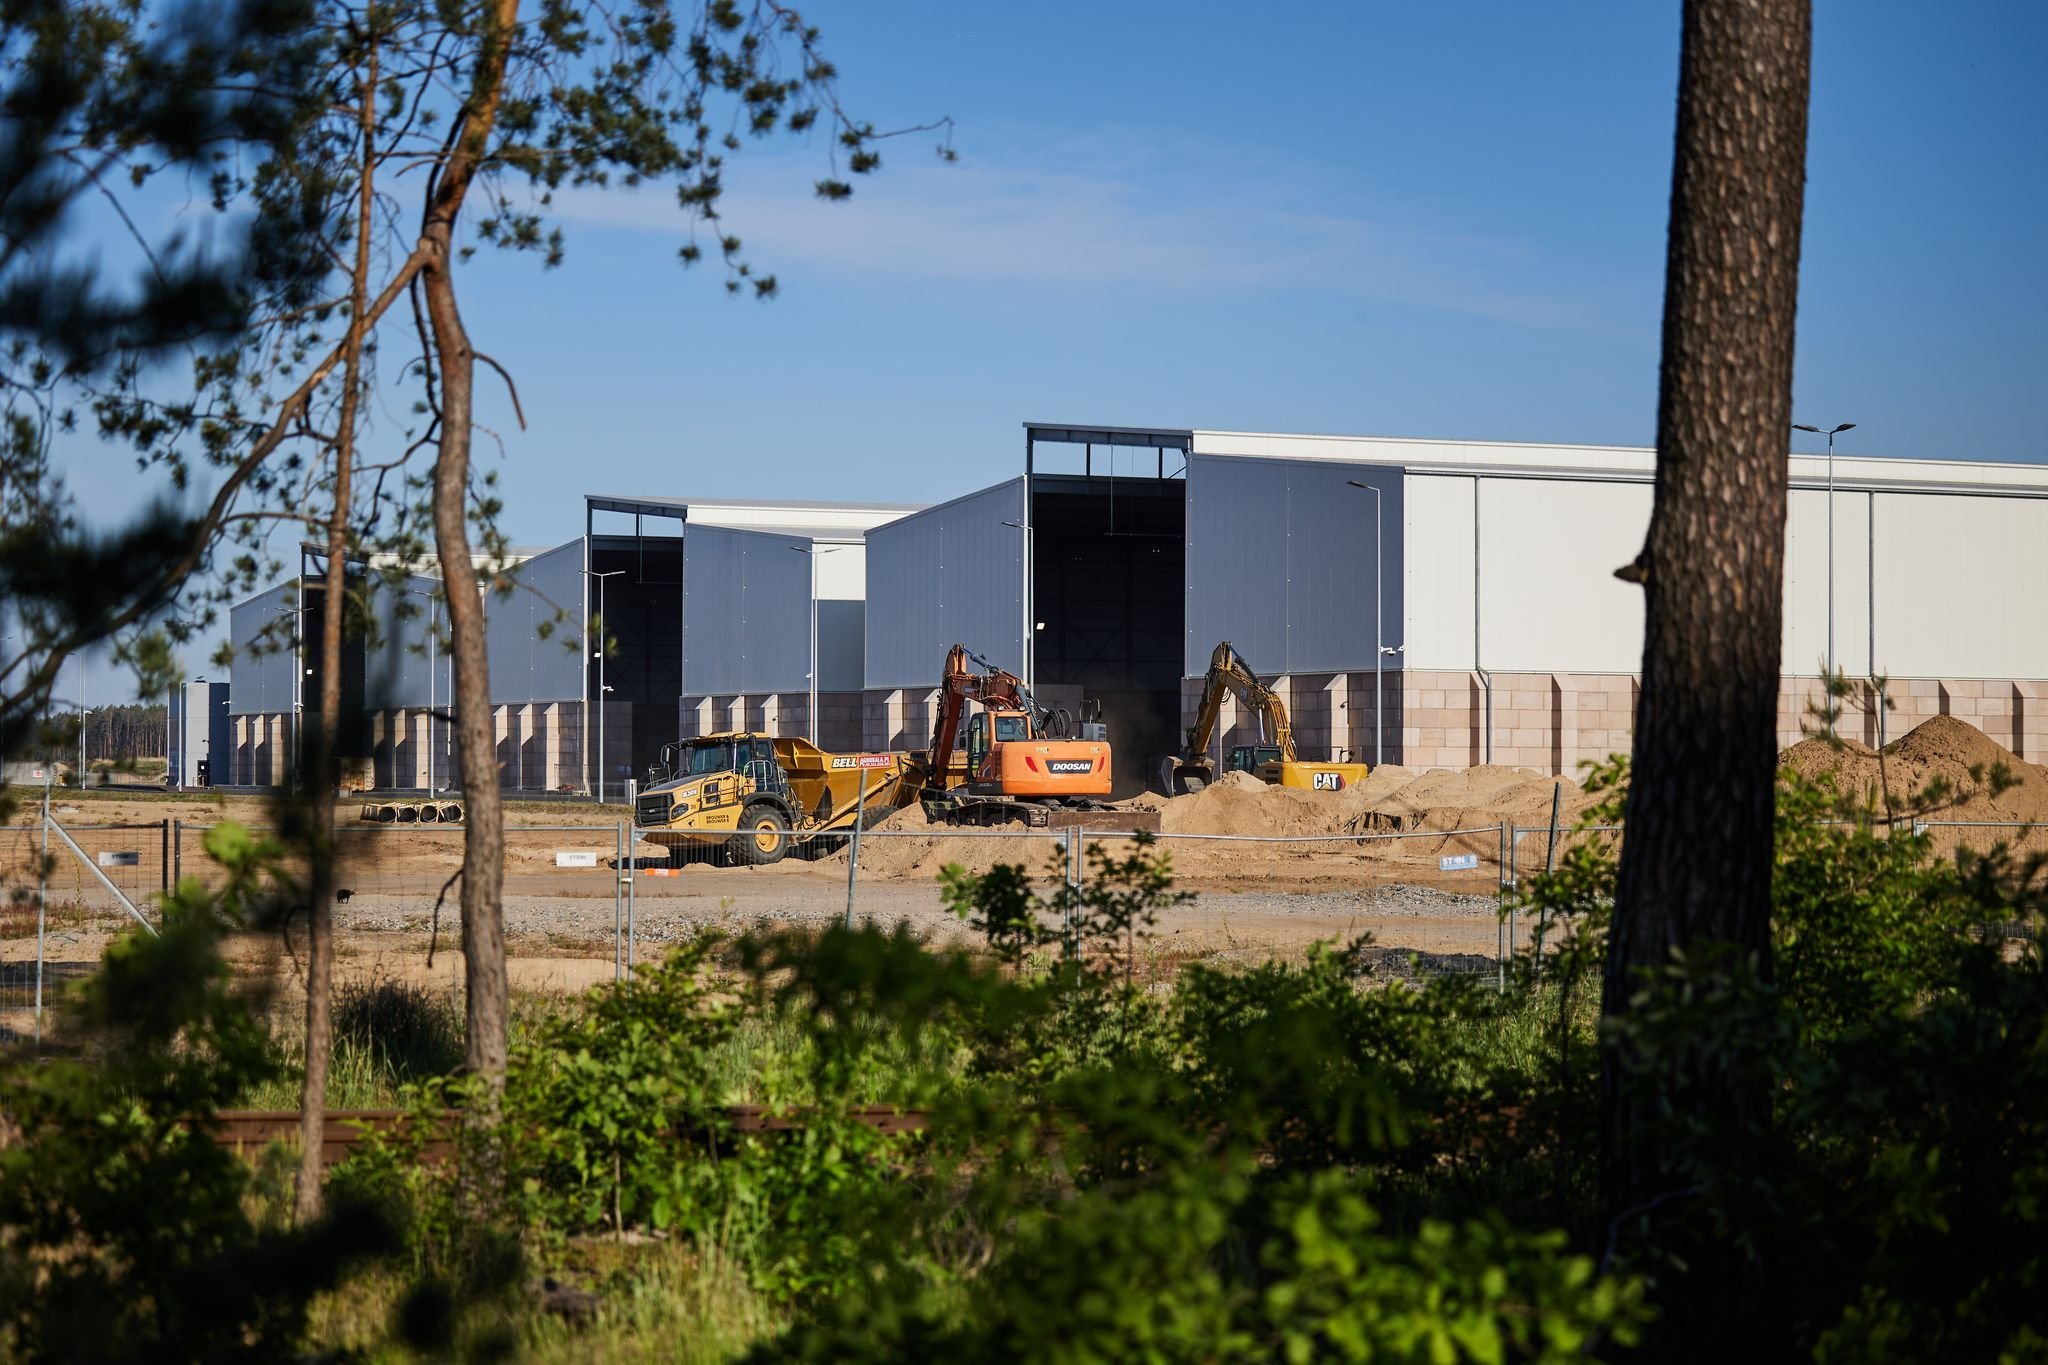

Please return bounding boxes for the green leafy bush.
[0,822,398,1362]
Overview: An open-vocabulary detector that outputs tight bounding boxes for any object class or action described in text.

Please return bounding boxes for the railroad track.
[205,1106,931,1169]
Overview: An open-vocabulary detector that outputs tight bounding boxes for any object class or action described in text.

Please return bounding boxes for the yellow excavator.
[1159,641,1372,796]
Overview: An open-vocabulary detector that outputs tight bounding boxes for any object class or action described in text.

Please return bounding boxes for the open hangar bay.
[219,422,2048,794]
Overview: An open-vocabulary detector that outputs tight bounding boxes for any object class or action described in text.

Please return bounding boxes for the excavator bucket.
[1158,755,1215,797]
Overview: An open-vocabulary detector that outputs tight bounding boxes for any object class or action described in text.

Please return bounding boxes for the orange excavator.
[910,644,1150,830]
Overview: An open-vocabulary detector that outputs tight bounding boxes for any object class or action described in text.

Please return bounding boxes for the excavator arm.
[925,643,1037,788]
[1183,641,1295,760]
[1163,641,1295,793]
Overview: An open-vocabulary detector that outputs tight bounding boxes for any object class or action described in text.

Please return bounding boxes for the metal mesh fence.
[12,799,2039,1039]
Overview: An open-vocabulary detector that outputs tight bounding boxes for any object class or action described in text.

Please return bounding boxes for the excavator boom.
[1163,641,1367,795]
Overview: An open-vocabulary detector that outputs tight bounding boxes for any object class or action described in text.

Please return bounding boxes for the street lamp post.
[1791,422,1857,685]
[788,546,842,745]
[405,588,444,793]
[1345,481,1391,767]
[582,569,623,802]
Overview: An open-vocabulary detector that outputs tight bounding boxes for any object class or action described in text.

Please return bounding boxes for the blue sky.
[51,0,2048,701]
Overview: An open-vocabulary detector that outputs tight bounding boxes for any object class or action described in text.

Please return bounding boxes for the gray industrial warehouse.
[219,422,2048,793]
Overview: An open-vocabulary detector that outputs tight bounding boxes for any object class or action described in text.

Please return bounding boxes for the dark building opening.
[587,539,682,779]
[299,574,370,760]
[1031,476,1185,796]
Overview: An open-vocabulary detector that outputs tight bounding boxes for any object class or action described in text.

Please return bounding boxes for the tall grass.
[241,976,465,1109]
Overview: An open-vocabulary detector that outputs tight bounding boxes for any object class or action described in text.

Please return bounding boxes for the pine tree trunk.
[297,39,379,1222]
[419,0,519,1105]
[1602,0,1811,1339]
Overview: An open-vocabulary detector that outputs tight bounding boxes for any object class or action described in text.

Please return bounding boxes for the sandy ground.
[13,712,2033,1022]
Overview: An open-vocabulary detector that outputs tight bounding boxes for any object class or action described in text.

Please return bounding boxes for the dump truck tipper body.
[634,733,914,865]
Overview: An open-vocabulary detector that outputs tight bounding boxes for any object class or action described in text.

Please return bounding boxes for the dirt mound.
[1161,771,1351,837]
[1155,763,1589,841]
[1782,715,2048,825]
[832,802,1070,881]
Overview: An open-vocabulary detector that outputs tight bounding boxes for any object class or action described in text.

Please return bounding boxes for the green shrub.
[0,822,399,1362]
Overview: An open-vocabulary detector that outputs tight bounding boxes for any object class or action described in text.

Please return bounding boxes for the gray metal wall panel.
[360,573,443,711]
[682,524,813,694]
[864,479,1023,690]
[228,583,299,715]
[817,599,865,693]
[1185,456,1404,677]
[487,540,587,703]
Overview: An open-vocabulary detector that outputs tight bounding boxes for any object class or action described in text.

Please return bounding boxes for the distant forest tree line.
[82,704,167,763]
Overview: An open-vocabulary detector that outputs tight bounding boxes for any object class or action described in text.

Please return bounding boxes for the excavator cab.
[1226,744,1285,776]
[966,710,1036,779]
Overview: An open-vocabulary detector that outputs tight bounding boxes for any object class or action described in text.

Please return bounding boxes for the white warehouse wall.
[1402,470,2048,683]
[1476,478,1650,675]
[1871,493,2048,680]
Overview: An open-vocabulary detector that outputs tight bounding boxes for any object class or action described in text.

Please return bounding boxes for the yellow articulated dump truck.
[632,733,914,866]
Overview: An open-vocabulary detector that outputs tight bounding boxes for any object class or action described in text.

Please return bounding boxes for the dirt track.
[15,711,2034,1011]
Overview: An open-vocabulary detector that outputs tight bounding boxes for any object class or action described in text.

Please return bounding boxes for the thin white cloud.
[544,130,1590,327]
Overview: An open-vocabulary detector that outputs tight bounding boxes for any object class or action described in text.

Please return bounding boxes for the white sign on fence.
[1439,853,1480,872]
[554,851,599,868]
[97,850,141,868]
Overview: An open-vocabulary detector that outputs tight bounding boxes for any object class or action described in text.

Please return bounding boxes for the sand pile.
[829,761,1595,886]
[1156,764,1590,840]
[1782,715,2048,824]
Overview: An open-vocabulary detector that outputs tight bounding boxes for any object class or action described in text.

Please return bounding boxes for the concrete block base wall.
[230,701,591,792]
[1178,672,1402,770]
[1405,671,2048,776]
[679,691,865,754]
[1177,668,2048,778]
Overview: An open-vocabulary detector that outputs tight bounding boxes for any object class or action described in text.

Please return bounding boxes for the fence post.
[625,826,637,979]
[1062,828,1077,958]
[614,820,625,984]
[36,801,49,1044]
[172,817,183,889]
[844,774,871,931]
[1497,822,1508,992]
[159,819,170,897]
[1535,780,1562,979]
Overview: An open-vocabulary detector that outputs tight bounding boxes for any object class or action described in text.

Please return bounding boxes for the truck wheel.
[732,803,790,866]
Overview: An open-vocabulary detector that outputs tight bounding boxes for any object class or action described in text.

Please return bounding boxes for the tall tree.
[331,0,945,1107]
[297,21,383,1222]
[1603,0,1812,1338]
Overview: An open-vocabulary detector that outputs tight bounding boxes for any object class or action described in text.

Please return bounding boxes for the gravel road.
[333,875,1509,959]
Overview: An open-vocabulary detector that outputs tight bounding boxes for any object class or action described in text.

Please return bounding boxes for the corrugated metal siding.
[360,573,442,711]
[487,540,586,703]
[817,600,865,692]
[864,479,1024,690]
[1185,456,1403,676]
[228,583,299,714]
[682,524,812,694]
